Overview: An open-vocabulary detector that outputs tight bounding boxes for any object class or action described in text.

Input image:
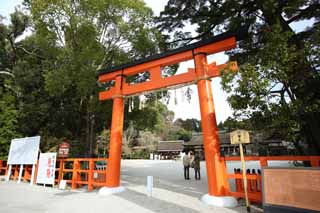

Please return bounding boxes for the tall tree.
[0,11,29,158]
[22,0,167,156]
[158,0,320,154]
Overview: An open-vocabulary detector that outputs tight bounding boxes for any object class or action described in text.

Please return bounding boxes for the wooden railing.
[223,156,320,203]
[55,158,108,191]
[2,156,320,199]
[0,158,108,191]
[0,160,7,176]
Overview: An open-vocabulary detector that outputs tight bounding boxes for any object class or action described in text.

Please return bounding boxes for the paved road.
[0,160,263,213]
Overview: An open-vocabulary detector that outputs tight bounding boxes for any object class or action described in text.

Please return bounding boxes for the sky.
[0,0,23,23]
[143,0,233,122]
[1,0,314,123]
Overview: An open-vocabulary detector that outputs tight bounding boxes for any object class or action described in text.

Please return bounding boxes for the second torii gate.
[98,30,242,207]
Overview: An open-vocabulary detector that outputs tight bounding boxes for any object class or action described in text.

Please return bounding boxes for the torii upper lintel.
[98,30,243,100]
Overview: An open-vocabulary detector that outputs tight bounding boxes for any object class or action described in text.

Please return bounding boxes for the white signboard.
[8,136,40,165]
[36,153,57,185]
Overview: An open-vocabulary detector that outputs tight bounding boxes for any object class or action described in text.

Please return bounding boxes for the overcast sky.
[1,0,313,123]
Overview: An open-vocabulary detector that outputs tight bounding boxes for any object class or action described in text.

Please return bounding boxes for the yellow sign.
[230,129,250,144]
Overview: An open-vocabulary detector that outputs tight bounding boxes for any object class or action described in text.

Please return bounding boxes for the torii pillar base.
[201,194,238,207]
[99,186,125,196]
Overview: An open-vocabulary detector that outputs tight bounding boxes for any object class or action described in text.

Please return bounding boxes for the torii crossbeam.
[98,30,243,206]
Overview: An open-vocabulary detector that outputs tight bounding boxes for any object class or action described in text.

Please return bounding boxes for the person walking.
[182,151,191,180]
[193,153,201,180]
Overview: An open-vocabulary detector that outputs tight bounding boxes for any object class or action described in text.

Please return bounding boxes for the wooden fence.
[0,158,108,191]
[224,156,320,203]
[1,156,320,201]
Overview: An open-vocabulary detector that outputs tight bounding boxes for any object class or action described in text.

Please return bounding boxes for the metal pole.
[17,164,23,183]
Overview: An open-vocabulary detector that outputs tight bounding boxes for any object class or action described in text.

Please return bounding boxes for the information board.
[263,167,320,212]
[230,129,250,144]
[7,136,40,165]
[36,153,57,185]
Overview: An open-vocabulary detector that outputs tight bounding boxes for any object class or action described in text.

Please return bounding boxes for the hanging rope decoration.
[155,93,158,107]
[161,90,165,103]
[131,97,134,111]
[174,89,178,105]
[138,96,142,110]
[128,97,132,113]
[186,87,193,103]
[181,87,185,103]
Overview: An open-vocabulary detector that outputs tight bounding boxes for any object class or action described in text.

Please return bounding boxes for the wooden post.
[195,53,229,196]
[57,159,64,184]
[240,143,250,211]
[72,160,80,189]
[259,157,268,168]
[310,156,319,167]
[13,165,19,180]
[23,165,30,181]
[33,161,39,184]
[88,159,94,191]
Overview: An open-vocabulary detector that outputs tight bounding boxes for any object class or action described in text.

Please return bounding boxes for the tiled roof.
[184,132,231,146]
[157,140,184,152]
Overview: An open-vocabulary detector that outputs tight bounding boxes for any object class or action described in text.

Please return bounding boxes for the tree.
[19,0,166,156]
[158,0,320,154]
[174,118,201,132]
[0,11,29,159]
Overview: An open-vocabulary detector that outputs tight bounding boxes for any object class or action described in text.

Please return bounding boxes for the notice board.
[36,153,57,185]
[263,167,320,212]
[7,136,40,165]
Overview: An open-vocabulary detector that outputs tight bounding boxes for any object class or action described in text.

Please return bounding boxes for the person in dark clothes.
[193,153,201,180]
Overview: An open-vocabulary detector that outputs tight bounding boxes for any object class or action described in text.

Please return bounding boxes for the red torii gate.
[98,31,242,206]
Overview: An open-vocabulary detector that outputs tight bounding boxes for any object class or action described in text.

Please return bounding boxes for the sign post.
[58,142,70,158]
[36,153,57,187]
[230,130,250,212]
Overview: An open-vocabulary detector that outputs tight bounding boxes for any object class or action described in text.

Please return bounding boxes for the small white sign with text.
[36,153,56,185]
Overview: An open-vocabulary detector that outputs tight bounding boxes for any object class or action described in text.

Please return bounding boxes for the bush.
[129,149,149,159]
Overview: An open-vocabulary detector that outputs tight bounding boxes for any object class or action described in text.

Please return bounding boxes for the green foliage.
[126,101,174,134]
[174,118,201,132]
[0,0,168,158]
[175,128,192,142]
[126,149,149,159]
[158,0,320,154]
[0,91,20,159]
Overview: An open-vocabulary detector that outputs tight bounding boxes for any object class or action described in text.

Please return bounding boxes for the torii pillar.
[195,54,236,206]
[99,75,126,194]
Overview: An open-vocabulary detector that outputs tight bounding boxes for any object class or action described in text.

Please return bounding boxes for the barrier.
[55,158,108,191]
[1,158,108,191]
[224,156,320,203]
[0,160,8,176]
[2,156,320,198]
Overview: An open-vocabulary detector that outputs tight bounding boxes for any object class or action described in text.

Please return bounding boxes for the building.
[152,131,296,160]
[184,131,296,157]
[151,140,184,160]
